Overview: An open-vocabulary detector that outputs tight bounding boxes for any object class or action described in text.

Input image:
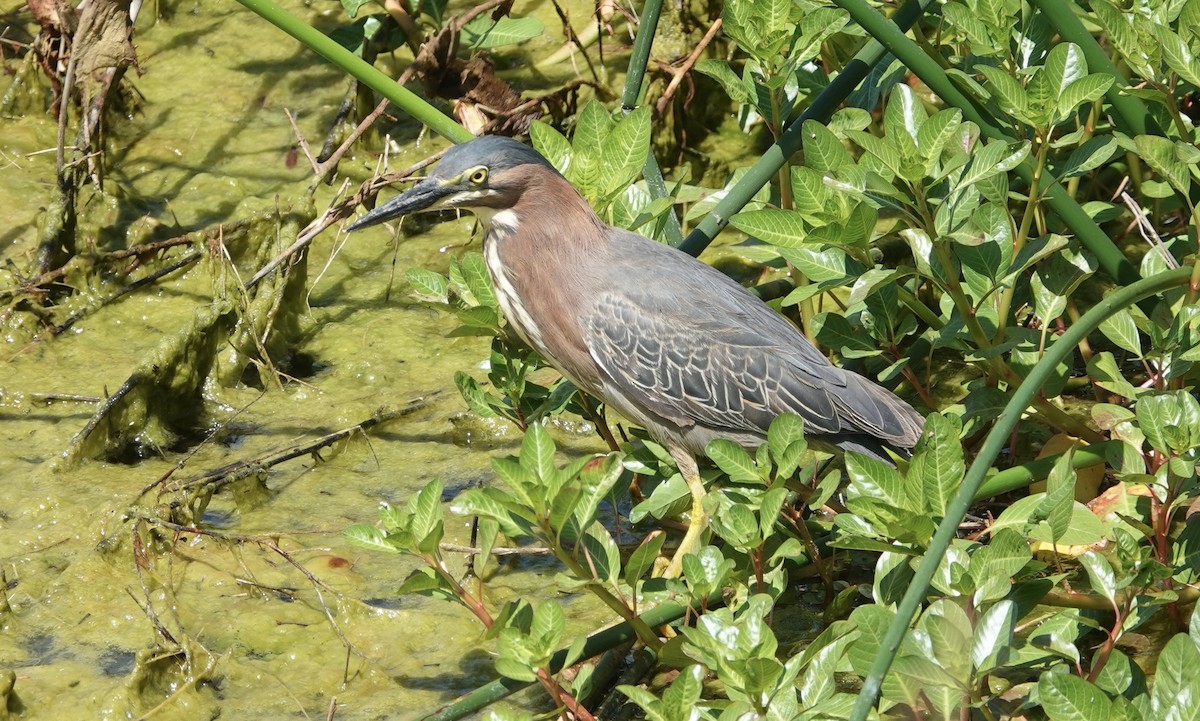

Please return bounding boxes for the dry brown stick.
[246,152,443,289]
[654,18,722,117]
[546,0,599,81]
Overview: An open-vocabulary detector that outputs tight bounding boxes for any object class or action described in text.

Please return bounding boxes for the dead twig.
[654,18,722,117]
[165,396,436,493]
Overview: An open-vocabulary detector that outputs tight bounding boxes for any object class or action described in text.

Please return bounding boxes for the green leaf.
[706,439,760,483]
[1153,633,1200,721]
[449,487,528,537]
[1136,134,1192,196]
[1155,23,1200,87]
[396,565,459,601]
[909,413,961,517]
[1088,352,1144,401]
[976,65,1030,123]
[695,59,753,104]
[454,371,499,418]
[570,101,614,196]
[814,313,880,358]
[1040,672,1113,721]
[624,531,667,587]
[730,208,808,247]
[406,267,449,303]
[802,120,854,174]
[968,528,1031,589]
[971,600,1015,674]
[457,251,498,308]
[529,121,572,174]
[1098,308,1142,357]
[1078,551,1118,609]
[1041,447,1077,543]
[344,523,401,553]
[460,15,544,49]
[1056,75,1113,124]
[409,479,445,555]
[602,107,650,200]
[1059,135,1119,179]
[883,84,924,158]
[580,520,621,586]
[520,423,558,484]
[1137,391,1185,453]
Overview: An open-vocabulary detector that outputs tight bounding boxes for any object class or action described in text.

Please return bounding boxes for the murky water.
[1,1,615,717]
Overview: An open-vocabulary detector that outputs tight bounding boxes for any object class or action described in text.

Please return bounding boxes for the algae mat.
[0,1,607,717]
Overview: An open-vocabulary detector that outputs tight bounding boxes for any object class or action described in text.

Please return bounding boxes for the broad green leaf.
[976,65,1031,123]
[909,413,962,517]
[706,439,760,483]
[529,121,572,174]
[570,101,614,195]
[1059,135,1120,179]
[344,523,401,553]
[580,521,621,587]
[409,479,445,554]
[971,600,1015,674]
[1040,672,1113,721]
[969,528,1031,588]
[397,565,459,601]
[520,423,557,484]
[1152,633,1200,721]
[602,107,650,199]
[1136,134,1192,196]
[883,84,924,158]
[1091,2,1155,79]
[1078,551,1118,609]
[1088,352,1144,400]
[730,208,808,247]
[624,531,666,586]
[1155,23,1200,87]
[406,267,449,303]
[1093,648,1146,699]
[696,59,753,104]
[1041,447,1077,543]
[1098,308,1142,357]
[1056,75,1114,124]
[802,120,854,174]
[460,15,543,49]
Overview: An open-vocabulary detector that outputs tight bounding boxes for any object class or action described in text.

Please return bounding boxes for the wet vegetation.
[2,0,1200,719]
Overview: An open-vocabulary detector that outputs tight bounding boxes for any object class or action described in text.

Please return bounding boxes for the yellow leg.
[663,451,707,579]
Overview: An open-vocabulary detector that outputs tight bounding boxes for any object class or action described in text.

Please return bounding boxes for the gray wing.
[582,240,923,453]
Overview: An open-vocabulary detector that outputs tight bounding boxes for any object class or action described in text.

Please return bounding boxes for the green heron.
[349,135,924,575]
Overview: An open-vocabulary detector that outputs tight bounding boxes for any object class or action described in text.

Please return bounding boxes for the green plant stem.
[236,0,471,144]
[848,266,1191,721]
[678,0,932,257]
[1030,0,1157,138]
[898,286,943,329]
[617,0,684,246]
[413,591,722,721]
[831,0,1142,292]
[995,138,1051,344]
[973,441,1117,498]
[543,528,664,651]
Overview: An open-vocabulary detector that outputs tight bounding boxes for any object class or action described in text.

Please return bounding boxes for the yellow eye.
[467,167,488,184]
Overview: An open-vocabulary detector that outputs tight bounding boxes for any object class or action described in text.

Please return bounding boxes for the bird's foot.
[661,491,707,579]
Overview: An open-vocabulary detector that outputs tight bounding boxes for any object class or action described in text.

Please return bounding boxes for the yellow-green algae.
[0,1,617,717]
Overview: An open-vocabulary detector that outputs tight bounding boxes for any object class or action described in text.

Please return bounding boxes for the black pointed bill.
[345,177,455,231]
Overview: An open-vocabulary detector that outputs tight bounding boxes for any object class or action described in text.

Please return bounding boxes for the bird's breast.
[483,228,550,357]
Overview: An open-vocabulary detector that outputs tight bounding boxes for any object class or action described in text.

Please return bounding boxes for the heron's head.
[346,136,563,231]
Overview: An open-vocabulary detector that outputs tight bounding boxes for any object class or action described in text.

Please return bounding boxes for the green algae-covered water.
[0,2,614,717]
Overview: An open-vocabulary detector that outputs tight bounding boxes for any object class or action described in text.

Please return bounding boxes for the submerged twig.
[165,395,437,493]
